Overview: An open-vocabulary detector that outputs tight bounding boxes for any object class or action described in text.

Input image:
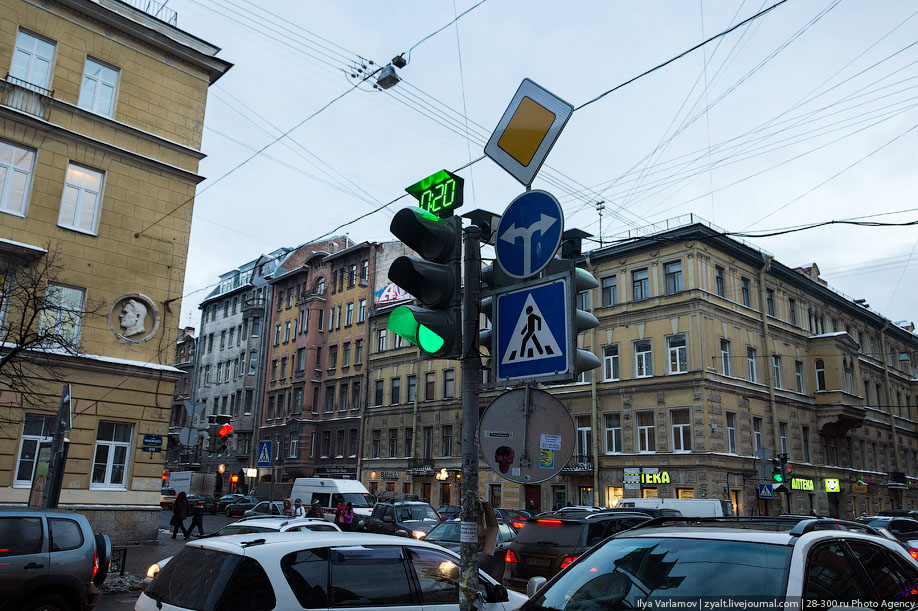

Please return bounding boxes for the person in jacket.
[189,501,205,537]
[307,500,324,519]
[171,491,190,539]
[283,499,295,517]
[342,502,355,531]
[334,500,346,527]
[293,498,306,518]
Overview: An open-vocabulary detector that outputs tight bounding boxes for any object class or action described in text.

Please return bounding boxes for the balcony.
[1,75,53,120]
[562,454,594,473]
[814,390,866,436]
[118,0,178,25]
[241,297,266,314]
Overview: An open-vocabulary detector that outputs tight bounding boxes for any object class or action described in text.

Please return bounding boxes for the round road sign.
[495,190,564,279]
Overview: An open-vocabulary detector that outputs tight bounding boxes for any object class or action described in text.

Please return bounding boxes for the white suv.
[520,516,918,609]
[138,531,525,610]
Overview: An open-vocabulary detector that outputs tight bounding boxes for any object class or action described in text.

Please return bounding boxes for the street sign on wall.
[495,190,564,279]
[257,440,272,467]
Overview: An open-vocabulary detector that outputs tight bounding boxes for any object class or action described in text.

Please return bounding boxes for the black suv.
[0,508,111,611]
[503,510,651,591]
[856,515,918,544]
[362,500,441,538]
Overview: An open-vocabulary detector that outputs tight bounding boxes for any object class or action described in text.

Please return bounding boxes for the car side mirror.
[486,582,509,603]
[382,515,394,523]
[527,576,547,598]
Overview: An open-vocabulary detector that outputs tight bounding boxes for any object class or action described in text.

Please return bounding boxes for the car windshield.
[396,505,440,522]
[339,493,375,508]
[531,537,791,610]
[217,525,273,535]
[425,522,461,542]
[515,520,585,547]
[145,546,239,608]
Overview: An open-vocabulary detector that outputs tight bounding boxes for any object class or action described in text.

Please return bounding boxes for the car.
[144,517,341,584]
[503,510,652,591]
[0,507,111,611]
[856,515,918,544]
[519,515,918,607]
[616,497,732,517]
[215,493,243,513]
[244,500,285,517]
[361,499,442,538]
[186,493,217,514]
[138,531,525,610]
[224,494,260,517]
[438,504,461,520]
[424,518,518,579]
[289,477,376,521]
[160,487,177,510]
[493,507,530,525]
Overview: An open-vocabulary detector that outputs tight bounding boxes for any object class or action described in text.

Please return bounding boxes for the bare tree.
[0,243,105,423]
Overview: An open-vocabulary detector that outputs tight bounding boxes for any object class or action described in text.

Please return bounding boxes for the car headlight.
[412,530,426,539]
[146,563,160,579]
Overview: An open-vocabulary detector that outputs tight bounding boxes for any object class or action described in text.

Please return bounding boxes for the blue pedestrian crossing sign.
[495,190,564,279]
[496,277,569,382]
[758,484,774,499]
[257,440,272,467]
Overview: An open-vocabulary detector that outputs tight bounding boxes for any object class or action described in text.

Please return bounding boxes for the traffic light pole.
[459,225,481,611]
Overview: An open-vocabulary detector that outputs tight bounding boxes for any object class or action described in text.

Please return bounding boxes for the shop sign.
[315,466,357,476]
[851,482,868,494]
[624,468,640,490]
[380,471,399,479]
[824,479,840,493]
[791,478,814,491]
[640,469,671,485]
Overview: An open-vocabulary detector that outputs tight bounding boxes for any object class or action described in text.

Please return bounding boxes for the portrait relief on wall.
[109,294,159,343]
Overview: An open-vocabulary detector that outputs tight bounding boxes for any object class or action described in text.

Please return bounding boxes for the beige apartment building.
[0,0,229,542]
[362,220,918,518]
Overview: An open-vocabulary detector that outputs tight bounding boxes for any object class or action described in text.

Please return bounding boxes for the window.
[336,430,345,457]
[328,346,337,370]
[78,58,118,117]
[720,339,731,376]
[388,429,398,457]
[313,276,325,295]
[357,299,366,323]
[441,425,453,457]
[349,429,358,457]
[637,411,655,453]
[747,347,757,382]
[604,413,622,453]
[270,360,278,382]
[342,343,351,367]
[601,275,618,306]
[0,140,35,216]
[407,375,417,403]
[377,329,386,352]
[317,308,324,331]
[49,518,83,552]
[715,266,725,297]
[603,345,620,380]
[296,348,306,371]
[336,306,341,329]
[11,30,55,89]
[664,261,683,294]
[423,427,433,459]
[283,321,291,343]
[726,412,737,454]
[330,546,413,607]
[390,378,400,404]
[289,434,299,458]
[802,426,811,462]
[632,268,649,301]
[220,330,226,350]
[795,361,804,393]
[339,383,348,411]
[14,413,54,486]
[293,387,303,413]
[779,422,788,455]
[351,380,360,410]
[321,431,331,458]
[575,415,592,458]
[374,380,383,406]
[772,356,782,388]
[228,328,235,347]
[345,303,354,326]
[766,288,775,316]
[804,543,871,603]
[753,417,763,452]
[325,386,334,413]
[273,324,281,346]
[58,163,104,234]
[815,359,826,391]
[672,409,691,452]
[251,318,260,337]
[788,298,797,326]
[40,284,85,347]
[425,372,436,400]
[91,421,132,489]
[443,370,455,398]
[635,340,653,377]
[407,547,460,605]
[667,335,687,374]
[355,339,363,365]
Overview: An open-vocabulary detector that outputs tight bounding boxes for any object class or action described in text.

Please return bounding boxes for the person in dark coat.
[189,501,205,537]
[171,491,190,540]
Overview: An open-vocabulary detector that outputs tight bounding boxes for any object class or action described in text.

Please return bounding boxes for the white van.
[289,478,376,520]
[615,498,731,517]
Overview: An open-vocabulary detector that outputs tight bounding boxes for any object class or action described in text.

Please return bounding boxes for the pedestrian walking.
[283,499,295,517]
[334,500,346,527]
[342,502,355,531]
[293,498,306,518]
[171,491,190,540]
[307,500,324,519]
[189,501,205,537]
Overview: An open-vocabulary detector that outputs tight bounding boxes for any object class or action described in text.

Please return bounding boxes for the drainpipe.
[251,288,270,485]
[880,321,903,474]
[756,255,785,510]
[591,325,600,505]
[411,346,421,490]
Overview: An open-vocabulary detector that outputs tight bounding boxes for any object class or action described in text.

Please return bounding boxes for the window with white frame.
[601,275,618,306]
[795,360,804,393]
[747,347,757,382]
[78,58,119,117]
[726,411,737,454]
[753,417,762,452]
[714,266,725,297]
[40,284,85,348]
[377,329,386,352]
[91,421,132,489]
[632,268,649,301]
[664,261,683,295]
[720,339,731,376]
[772,355,782,388]
[274,324,281,346]
[14,413,54,486]
[576,290,590,311]
[667,335,687,374]
[604,413,622,454]
[289,434,299,458]
[283,321,290,343]
[603,345,620,380]
[637,411,655,453]
[0,140,35,216]
[248,352,257,375]
[740,277,751,307]
[575,415,591,458]
[345,303,354,326]
[765,288,775,316]
[11,30,55,90]
[635,340,653,378]
[671,409,691,452]
[357,298,366,323]
[779,421,788,455]
[58,163,104,234]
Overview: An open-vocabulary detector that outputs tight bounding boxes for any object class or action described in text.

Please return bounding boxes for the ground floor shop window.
[440,483,452,506]
[14,414,54,487]
[676,488,694,499]
[403,482,411,494]
[606,486,623,507]
[489,484,502,506]
[368,481,378,495]
[386,482,395,493]
[552,486,566,510]
[642,487,658,498]
[731,490,740,516]
[579,486,593,506]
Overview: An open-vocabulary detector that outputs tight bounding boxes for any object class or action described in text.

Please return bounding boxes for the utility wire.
[406,0,488,61]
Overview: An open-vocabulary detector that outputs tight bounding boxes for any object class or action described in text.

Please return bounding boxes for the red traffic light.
[230,474,239,483]
[218,424,233,437]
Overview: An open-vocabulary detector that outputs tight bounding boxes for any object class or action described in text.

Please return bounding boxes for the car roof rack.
[629,515,885,537]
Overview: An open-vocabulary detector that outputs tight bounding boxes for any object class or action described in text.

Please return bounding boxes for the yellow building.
[362,220,918,518]
[0,0,230,542]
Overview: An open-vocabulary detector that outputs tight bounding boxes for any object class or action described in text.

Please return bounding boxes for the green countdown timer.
[405,169,464,218]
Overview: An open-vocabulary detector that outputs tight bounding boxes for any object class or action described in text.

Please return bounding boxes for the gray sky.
[168,0,918,330]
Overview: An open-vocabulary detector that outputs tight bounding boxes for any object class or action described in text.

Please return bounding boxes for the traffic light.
[781,454,793,478]
[572,267,601,378]
[771,457,784,484]
[387,207,462,358]
[213,415,232,454]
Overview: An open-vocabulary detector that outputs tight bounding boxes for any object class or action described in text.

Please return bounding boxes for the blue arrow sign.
[257,440,272,468]
[495,190,564,278]
[496,278,569,381]
[758,484,774,499]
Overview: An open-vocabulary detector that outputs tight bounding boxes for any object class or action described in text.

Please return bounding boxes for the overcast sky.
[166,0,918,330]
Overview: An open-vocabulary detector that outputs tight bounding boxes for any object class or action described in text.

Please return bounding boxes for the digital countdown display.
[405,169,464,218]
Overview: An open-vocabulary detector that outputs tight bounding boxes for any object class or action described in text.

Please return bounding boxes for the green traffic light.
[773,473,784,483]
[388,306,446,354]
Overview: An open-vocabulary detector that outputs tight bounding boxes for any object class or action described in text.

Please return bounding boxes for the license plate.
[526,557,551,568]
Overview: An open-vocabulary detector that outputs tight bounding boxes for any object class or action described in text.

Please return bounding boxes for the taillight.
[505,550,519,563]
[536,519,562,524]
[512,521,526,530]
[92,551,99,578]
[909,548,918,561]
[560,555,577,569]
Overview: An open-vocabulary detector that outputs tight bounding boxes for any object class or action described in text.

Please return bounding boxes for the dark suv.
[503,511,651,591]
[0,508,111,611]
[856,515,918,544]
[362,500,441,538]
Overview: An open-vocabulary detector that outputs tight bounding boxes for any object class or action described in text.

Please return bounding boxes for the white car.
[138,531,526,610]
[144,516,340,584]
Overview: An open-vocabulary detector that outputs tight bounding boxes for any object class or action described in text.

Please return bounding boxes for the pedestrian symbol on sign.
[502,294,562,365]
[256,440,272,468]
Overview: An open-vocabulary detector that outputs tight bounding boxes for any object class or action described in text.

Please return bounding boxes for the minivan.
[289,478,376,520]
[615,498,730,517]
